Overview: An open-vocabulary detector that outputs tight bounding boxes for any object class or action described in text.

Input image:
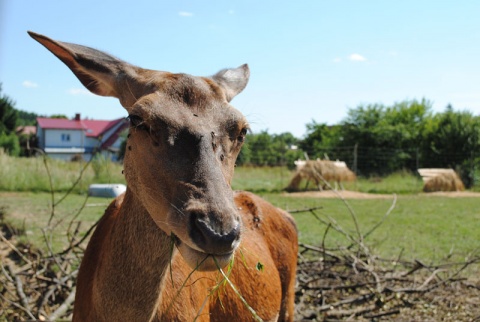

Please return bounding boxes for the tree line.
[2,86,479,185]
[0,85,68,156]
[238,99,480,186]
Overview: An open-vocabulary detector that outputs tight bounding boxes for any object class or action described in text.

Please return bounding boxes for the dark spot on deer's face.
[211,132,217,151]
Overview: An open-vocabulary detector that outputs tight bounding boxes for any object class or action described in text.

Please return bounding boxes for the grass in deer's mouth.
[164,239,263,321]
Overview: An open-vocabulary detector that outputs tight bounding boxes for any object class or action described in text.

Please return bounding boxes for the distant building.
[16,125,37,136]
[36,113,128,161]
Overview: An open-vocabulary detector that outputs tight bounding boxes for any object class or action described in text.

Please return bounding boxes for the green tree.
[299,121,342,159]
[421,106,480,187]
[237,131,302,167]
[0,85,18,135]
[17,109,40,126]
[246,131,276,166]
[0,133,20,156]
[50,114,68,119]
[271,132,303,168]
[338,99,432,175]
[0,85,20,156]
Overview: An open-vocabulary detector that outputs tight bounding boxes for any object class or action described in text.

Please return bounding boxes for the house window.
[61,133,71,142]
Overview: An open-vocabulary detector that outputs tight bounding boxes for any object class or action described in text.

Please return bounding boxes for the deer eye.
[128,115,147,130]
[237,128,247,143]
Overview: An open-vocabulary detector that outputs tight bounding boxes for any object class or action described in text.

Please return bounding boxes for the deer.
[28,31,298,321]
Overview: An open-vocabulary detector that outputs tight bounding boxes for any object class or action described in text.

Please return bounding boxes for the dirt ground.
[284,190,480,199]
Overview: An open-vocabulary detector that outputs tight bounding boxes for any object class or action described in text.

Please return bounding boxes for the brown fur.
[158,191,297,321]
[29,31,298,321]
[74,192,298,321]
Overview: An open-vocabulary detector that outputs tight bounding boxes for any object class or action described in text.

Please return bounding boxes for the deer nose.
[190,213,241,255]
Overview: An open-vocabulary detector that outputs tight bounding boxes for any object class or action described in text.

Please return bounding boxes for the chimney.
[75,113,81,121]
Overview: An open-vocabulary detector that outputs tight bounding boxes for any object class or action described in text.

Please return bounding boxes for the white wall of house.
[44,129,84,148]
[85,136,100,150]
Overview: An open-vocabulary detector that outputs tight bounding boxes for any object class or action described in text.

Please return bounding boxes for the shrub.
[0,133,20,156]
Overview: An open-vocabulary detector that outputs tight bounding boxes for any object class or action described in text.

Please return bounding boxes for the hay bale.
[285,172,304,192]
[286,159,356,191]
[423,172,465,192]
[337,166,357,183]
[294,159,307,170]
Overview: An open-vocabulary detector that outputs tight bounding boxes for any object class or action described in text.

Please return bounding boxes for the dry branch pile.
[0,220,84,321]
[295,244,480,321]
[1,192,480,320]
[292,205,480,321]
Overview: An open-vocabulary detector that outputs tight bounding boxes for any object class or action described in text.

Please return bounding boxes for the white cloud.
[23,80,38,88]
[68,88,92,96]
[179,11,193,17]
[333,57,342,63]
[228,10,235,14]
[348,53,367,62]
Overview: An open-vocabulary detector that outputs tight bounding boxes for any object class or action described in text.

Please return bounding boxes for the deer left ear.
[28,31,150,109]
[212,64,250,102]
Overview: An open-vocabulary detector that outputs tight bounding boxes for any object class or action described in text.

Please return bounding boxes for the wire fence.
[241,144,480,186]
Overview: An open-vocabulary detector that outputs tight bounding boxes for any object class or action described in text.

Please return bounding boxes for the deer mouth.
[172,234,236,271]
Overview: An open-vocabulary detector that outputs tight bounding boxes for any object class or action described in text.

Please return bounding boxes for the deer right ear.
[212,64,250,102]
[28,31,142,108]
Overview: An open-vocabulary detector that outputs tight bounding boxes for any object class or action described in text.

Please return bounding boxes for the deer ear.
[212,64,250,102]
[28,31,137,105]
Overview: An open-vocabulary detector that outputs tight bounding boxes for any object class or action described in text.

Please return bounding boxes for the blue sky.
[1,1,480,137]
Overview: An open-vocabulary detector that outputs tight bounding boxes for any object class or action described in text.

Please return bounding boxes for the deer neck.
[93,190,173,321]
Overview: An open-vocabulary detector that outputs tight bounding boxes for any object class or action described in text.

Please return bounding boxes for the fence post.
[353,143,358,174]
[471,150,475,187]
[416,148,419,171]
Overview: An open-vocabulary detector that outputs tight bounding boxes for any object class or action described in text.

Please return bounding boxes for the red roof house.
[36,113,128,161]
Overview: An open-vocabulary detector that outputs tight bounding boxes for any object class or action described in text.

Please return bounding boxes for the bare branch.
[48,288,76,321]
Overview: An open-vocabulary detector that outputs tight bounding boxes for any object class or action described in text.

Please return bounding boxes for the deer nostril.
[190,212,240,255]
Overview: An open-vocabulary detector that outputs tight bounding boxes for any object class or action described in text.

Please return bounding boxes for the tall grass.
[0,153,448,195]
[0,151,125,193]
[343,169,424,194]
[232,166,292,192]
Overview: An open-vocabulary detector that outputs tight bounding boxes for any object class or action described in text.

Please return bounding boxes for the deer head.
[28,31,250,271]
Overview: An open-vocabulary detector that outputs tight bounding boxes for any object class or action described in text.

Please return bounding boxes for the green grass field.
[260,193,480,263]
[0,192,109,251]
[1,190,479,267]
[0,155,478,270]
